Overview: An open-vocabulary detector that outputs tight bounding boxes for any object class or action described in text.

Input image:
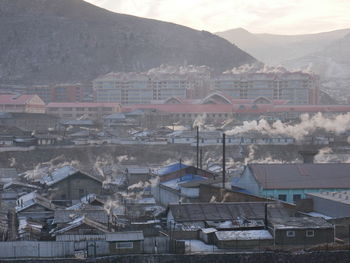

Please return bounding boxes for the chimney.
[222,133,226,189]
[299,150,318,163]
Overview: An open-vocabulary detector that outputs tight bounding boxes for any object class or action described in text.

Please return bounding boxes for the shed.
[214,230,273,249]
[106,231,144,254]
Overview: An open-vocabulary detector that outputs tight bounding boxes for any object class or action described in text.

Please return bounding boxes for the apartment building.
[93,65,211,104]
[212,72,319,104]
[46,102,121,120]
[28,84,93,103]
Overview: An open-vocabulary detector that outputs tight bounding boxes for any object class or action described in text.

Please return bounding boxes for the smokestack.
[196,126,199,169]
[222,133,226,189]
[199,148,203,169]
[299,150,318,163]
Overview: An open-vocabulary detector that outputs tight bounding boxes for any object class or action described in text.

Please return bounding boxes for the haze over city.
[85,0,350,34]
[1,0,350,261]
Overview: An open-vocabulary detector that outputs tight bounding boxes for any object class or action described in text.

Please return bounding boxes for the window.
[286,231,295,237]
[278,194,287,201]
[79,189,84,196]
[116,242,133,249]
[293,194,301,202]
[306,230,315,237]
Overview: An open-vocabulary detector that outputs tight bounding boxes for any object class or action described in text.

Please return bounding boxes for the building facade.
[28,84,93,103]
[93,65,211,104]
[212,72,319,104]
[0,94,45,113]
[46,102,121,120]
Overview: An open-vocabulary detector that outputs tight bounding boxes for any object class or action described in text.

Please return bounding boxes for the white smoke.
[192,113,207,130]
[226,113,350,141]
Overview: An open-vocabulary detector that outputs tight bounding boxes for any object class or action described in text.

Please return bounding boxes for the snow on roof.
[16,191,55,213]
[52,216,109,236]
[215,230,273,241]
[201,228,217,234]
[41,166,78,186]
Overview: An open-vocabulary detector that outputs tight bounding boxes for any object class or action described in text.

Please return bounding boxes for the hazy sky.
[84,0,350,35]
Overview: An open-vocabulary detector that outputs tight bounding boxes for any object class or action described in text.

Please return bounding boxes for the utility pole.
[222,133,226,189]
[196,126,199,169]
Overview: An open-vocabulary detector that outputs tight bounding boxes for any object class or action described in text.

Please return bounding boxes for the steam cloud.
[226,113,350,141]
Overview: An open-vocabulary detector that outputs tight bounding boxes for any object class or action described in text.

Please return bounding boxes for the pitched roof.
[54,208,108,224]
[155,162,188,176]
[16,192,56,213]
[168,202,290,222]
[40,166,102,186]
[53,216,109,236]
[247,163,350,190]
[0,94,38,105]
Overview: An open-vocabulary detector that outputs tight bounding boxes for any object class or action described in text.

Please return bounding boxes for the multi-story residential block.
[212,72,319,104]
[0,94,46,113]
[93,65,211,104]
[27,84,93,103]
[46,102,121,120]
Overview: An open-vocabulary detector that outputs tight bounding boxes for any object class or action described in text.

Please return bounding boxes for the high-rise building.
[212,72,319,104]
[93,65,211,104]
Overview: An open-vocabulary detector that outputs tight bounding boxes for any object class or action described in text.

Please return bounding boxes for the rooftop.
[215,230,273,241]
[306,191,350,205]
[247,163,350,190]
[155,162,188,176]
[168,202,291,222]
[271,217,333,230]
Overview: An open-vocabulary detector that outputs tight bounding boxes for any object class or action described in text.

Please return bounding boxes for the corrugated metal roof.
[248,163,350,190]
[155,163,188,176]
[105,231,144,241]
[169,202,290,222]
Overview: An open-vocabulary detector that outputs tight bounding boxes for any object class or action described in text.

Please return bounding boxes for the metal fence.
[0,238,171,258]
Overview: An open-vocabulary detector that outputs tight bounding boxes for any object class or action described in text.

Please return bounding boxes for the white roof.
[41,166,78,186]
[215,230,273,241]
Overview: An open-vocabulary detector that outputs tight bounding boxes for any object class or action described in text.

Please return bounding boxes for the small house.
[214,230,273,249]
[271,217,334,246]
[40,166,103,204]
[106,231,144,255]
[235,163,350,203]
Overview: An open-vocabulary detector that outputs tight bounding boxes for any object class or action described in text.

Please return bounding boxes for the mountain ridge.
[0,0,256,85]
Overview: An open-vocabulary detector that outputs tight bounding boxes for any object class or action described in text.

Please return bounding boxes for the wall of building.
[274,228,334,246]
[49,173,102,202]
[307,195,350,218]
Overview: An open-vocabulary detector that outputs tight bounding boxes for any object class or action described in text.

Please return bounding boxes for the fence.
[0,238,171,258]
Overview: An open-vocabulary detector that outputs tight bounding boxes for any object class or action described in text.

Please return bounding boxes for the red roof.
[0,94,38,105]
[122,103,350,114]
[47,102,120,108]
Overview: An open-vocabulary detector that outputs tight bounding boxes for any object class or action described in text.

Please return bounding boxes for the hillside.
[0,0,256,85]
[216,28,350,65]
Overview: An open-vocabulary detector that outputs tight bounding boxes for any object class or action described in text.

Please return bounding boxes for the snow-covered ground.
[184,240,222,253]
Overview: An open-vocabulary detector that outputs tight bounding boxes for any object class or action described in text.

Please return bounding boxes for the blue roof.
[179,174,205,182]
[155,162,189,176]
